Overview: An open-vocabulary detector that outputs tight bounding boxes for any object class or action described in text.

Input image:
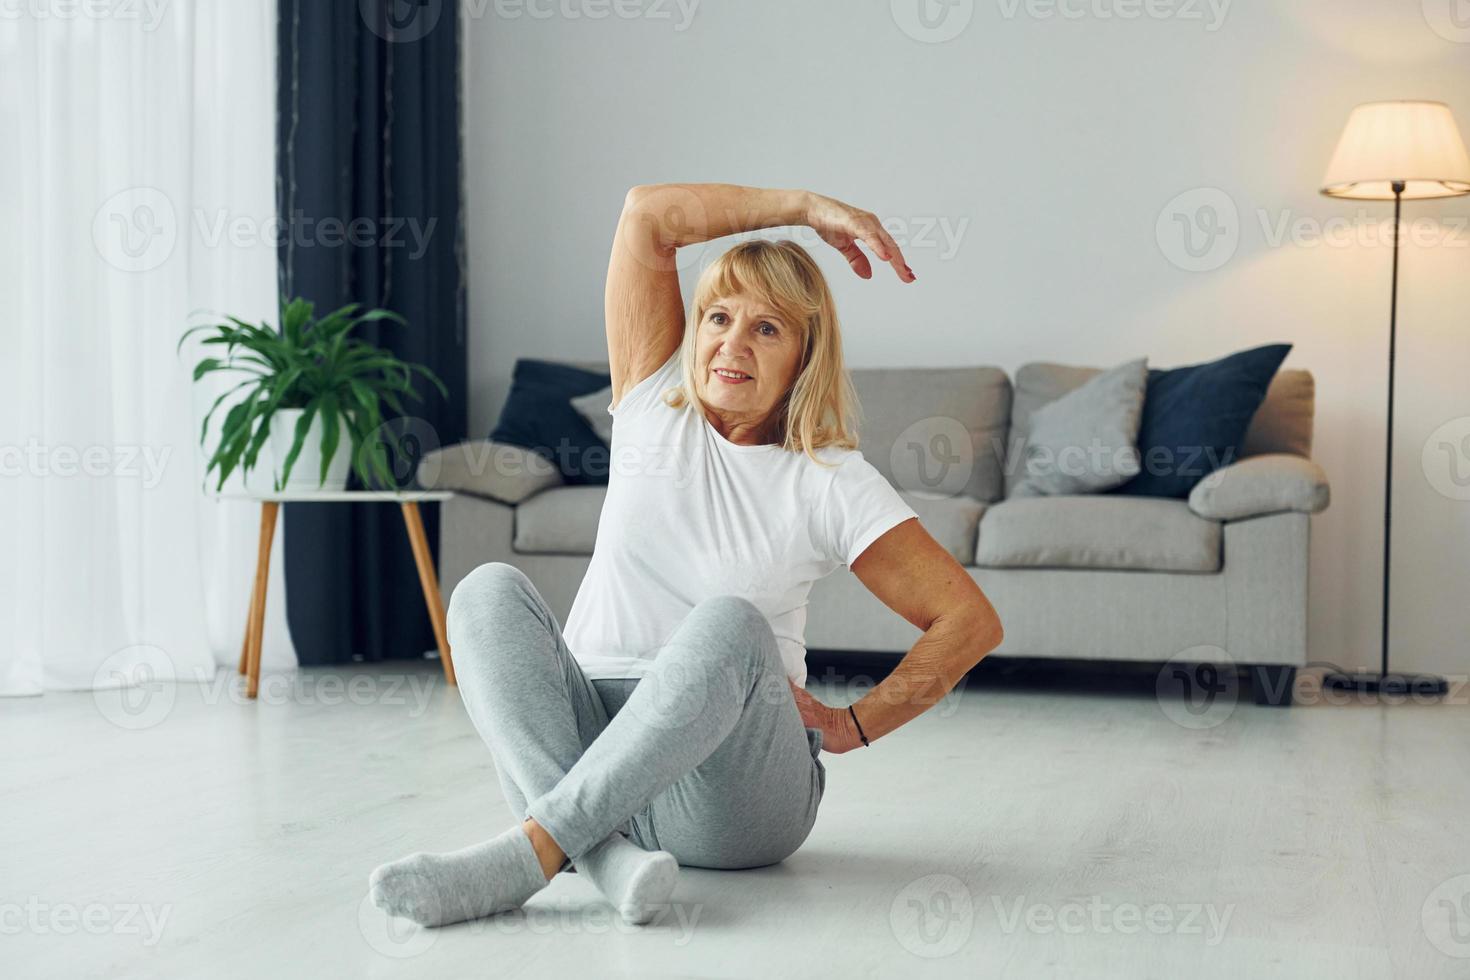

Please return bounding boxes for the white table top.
[209,490,453,503]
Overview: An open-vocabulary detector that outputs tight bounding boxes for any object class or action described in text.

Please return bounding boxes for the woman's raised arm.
[605,183,915,407]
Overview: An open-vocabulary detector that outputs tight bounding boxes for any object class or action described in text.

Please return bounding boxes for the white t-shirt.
[562,349,918,687]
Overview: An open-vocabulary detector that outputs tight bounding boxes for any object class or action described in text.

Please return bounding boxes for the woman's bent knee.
[682,595,781,673]
[446,562,542,657]
[449,562,528,622]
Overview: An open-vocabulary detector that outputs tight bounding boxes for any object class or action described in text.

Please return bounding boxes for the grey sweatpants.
[447,562,827,869]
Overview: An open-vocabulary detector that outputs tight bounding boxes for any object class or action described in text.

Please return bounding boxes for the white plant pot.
[268,407,352,492]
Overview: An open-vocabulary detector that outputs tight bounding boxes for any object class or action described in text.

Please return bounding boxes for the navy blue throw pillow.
[489,359,612,485]
[1110,343,1292,499]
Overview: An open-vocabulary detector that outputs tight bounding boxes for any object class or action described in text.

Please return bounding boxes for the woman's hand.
[803,192,916,284]
[788,680,866,754]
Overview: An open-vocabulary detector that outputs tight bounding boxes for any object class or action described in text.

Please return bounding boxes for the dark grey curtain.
[275,0,466,665]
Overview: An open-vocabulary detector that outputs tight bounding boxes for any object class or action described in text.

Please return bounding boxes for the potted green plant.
[180,298,448,493]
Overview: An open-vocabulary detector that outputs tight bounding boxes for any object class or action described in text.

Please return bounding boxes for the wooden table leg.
[401,501,457,687]
[238,577,256,676]
[245,501,280,700]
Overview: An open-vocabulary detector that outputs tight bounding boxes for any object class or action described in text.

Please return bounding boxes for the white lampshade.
[1320,100,1470,200]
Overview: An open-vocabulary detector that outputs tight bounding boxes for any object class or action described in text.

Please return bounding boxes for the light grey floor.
[5,662,1470,979]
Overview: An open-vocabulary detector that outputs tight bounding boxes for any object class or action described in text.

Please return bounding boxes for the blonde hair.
[661,239,860,467]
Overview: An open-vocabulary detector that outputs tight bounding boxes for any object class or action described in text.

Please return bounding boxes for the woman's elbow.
[965,605,1004,658]
[622,183,669,216]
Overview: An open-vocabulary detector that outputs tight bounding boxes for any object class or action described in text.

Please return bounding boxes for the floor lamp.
[1319,100,1470,696]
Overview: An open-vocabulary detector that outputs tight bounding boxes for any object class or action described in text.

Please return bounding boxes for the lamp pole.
[1325,180,1448,696]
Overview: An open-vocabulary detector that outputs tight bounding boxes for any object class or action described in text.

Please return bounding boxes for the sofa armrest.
[416,440,564,505]
[1188,453,1330,521]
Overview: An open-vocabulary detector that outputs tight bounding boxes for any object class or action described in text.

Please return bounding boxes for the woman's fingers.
[838,239,874,279]
[811,197,917,282]
[857,217,914,283]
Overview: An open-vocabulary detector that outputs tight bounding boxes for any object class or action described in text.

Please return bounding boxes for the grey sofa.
[421,360,1330,706]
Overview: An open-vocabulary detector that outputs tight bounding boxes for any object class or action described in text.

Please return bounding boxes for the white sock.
[572,832,679,926]
[369,824,549,927]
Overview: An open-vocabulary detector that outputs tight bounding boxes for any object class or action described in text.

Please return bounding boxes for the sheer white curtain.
[2,0,297,696]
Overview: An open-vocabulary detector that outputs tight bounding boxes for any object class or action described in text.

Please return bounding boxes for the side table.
[211,490,457,699]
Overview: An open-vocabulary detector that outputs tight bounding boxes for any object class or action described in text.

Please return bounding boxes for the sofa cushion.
[1111,344,1293,499]
[514,485,607,554]
[975,496,1221,572]
[1004,362,1103,497]
[510,485,986,563]
[570,385,615,445]
[849,366,1011,504]
[1010,357,1148,498]
[899,492,987,566]
[1187,453,1330,520]
[418,440,564,505]
[490,359,613,485]
[1240,369,1314,458]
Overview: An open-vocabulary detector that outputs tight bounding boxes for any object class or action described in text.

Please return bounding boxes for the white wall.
[463,0,1470,677]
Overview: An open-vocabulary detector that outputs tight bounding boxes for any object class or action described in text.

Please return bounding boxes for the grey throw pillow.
[1010,357,1148,497]
[570,385,615,445]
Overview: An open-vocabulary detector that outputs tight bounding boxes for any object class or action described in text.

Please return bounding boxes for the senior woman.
[369,183,1004,928]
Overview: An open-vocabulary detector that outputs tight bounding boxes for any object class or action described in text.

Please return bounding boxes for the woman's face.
[694,293,804,437]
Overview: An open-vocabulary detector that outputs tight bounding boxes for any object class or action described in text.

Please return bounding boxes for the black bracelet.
[848,704,870,747]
